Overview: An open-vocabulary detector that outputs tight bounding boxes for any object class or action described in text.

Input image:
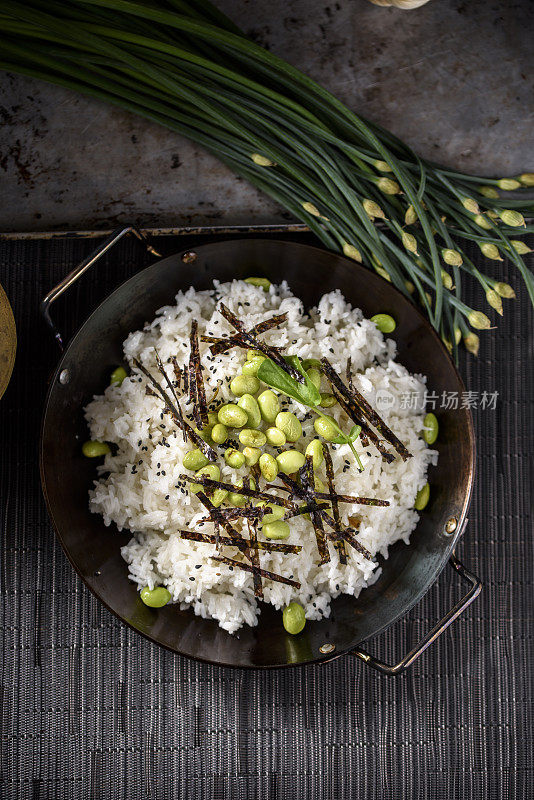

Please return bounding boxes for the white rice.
[85,280,437,633]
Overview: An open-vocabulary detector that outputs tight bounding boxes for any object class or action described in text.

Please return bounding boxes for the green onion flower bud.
[342,242,362,262]
[442,337,453,354]
[478,242,503,261]
[510,240,532,255]
[464,332,480,356]
[486,210,499,220]
[441,270,453,290]
[405,280,415,294]
[497,178,521,190]
[462,197,480,214]
[302,201,322,217]
[454,326,462,345]
[401,231,418,254]
[373,159,392,172]
[377,177,401,195]
[468,310,492,330]
[486,290,503,316]
[404,204,418,225]
[494,282,516,299]
[251,153,276,166]
[441,248,463,266]
[363,199,386,219]
[499,209,526,227]
[478,186,499,199]
[472,214,493,230]
[519,173,534,186]
[374,265,392,282]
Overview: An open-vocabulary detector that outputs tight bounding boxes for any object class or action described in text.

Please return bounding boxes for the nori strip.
[313,492,390,507]
[202,311,288,355]
[179,529,301,555]
[188,320,209,428]
[332,387,393,460]
[180,475,294,508]
[171,356,182,390]
[246,515,263,598]
[300,457,330,564]
[283,502,329,519]
[323,443,346,564]
[212,555,301,589]
[133,358,217,461]
[322,358,411,460]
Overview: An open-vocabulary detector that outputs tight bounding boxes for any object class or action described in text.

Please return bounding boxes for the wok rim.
[40,238,476,670]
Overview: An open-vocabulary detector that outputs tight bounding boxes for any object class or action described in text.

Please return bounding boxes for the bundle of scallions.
[2,0,533,358]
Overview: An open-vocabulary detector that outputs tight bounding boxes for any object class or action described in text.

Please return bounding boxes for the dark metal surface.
[40,237,476,668]
[1,0,533,233]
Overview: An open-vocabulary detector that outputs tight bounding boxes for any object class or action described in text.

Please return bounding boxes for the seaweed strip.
[133,358,217,461]
[323,443,346,564]
[181,475,294,508]
[202,311,288,355]
[212,555,301,589]
[300,457,330,564]
[189,320,209,428]
[246,515,263,598]
[323,358,411,460]
[179,529,301,554]
[171,356,182,390]
[283,502,329,520]
[313,492,390,507]
[332,387,392,457]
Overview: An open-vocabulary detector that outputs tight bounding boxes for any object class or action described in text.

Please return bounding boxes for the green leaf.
[257,356,321,406]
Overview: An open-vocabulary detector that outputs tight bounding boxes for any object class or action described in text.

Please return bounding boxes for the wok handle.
[350,553,481,675]
[40,225,161,351]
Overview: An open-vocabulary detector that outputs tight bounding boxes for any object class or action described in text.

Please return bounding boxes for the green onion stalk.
[1,0,533,359]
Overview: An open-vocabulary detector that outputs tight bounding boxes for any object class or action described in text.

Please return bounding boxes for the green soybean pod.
[414,483,430,510]
[259,453,278,482]
[217,403,248,428]
[230,374,260,397]
[224,448,246,469]
[282,602,306,635]
[140,586,171,608]
[313,415,339,442]
[305,438,324,469]
[319,393,337,408]
[182,448,209,471]
[265,427,286,447]
[237,393,262,429]
[241,356,265,377]
[242,446,261,467]
[210,423,228,444]
[423,412,439,445]
[110,366,128,386]
[263,520,290,540]
[257,390,280,424]
[306,367,322,391]
[370,313,396,334]
[239,428,267,448]
[276,449,306,475]
[82,440,111,458]
[275,411,302,443]
[244,276,271,291]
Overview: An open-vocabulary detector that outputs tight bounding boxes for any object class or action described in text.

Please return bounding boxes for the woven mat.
[1,234,532,800]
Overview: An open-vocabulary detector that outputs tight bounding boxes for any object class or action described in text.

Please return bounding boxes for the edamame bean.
[305,439,324,469]
[82,440,110,458]
[237,394,262,428]
[230,374,260,397]
[282,602,306,635]
[275,411,302,443]
[225,448,246,469]
[140,586,171,608]
[217,404,248,428]
[211,488,229,508]
[319,393,337,408]
[423,412,439,445]
[182,448,209,471]
[370,313,396,334]
[241,357,265,377]
[246,349,264,361]
[242,446,261,466]
[313,415,339,442]
[239,428,267,448]
[306,368,322,391]
[256,500,286,524]
[301,358,322,371]
[263,520,290,540]
[110,366,127,386]
[414,483,430,510]
[207,412,219,427]
[257,390,280,424]
[259,453,278,482]
[276,449,306,475]
[227,477,256,506]
[244,276,271,291]
[191,464,220,493]
[211,423,228,444]
[265,427,286,447]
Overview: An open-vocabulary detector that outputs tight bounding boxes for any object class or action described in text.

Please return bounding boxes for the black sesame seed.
[195,564,202,569]
[165,494,169,500]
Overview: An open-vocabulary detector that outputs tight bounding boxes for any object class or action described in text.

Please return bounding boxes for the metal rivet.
[182,251,197,264]
[59,369,70,384]
[94,570,101,577]
[319,643,335,655]
[445,516,458,535]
